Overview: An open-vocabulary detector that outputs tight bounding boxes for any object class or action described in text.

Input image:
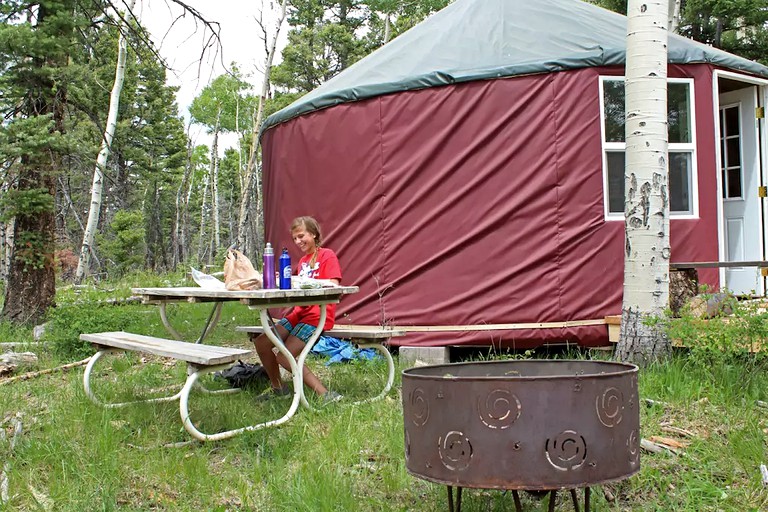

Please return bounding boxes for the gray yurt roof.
[262,0,768,133]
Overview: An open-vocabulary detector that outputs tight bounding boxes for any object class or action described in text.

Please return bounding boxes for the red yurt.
[259,0,768,348]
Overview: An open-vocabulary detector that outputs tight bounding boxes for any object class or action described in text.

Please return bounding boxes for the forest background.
[1,0,767,326]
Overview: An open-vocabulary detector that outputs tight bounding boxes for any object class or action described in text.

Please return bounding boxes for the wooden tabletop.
[132,286,359,307]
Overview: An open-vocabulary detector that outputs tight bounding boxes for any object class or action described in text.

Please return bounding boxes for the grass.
[1,279,768,511]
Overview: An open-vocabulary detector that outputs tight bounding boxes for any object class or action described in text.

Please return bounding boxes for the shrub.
[663,296,768,366]
[44,301,151,359]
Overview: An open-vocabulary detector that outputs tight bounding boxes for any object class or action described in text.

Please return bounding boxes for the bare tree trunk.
[0,175,12,284]
[174,136,194,267]
[0,218,13,285]
[56,176,101,271]
[211,110,222,255]
[667,0,681,33]
[197,165,210,263]
[383,14,391,44]
[237,0,289,250]
[616,0,671,365]
[75,0,134,284]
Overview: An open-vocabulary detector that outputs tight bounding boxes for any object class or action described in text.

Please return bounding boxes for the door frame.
[712,70,768,294]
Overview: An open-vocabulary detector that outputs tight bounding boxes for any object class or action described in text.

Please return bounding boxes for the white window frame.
[599,76,699,221]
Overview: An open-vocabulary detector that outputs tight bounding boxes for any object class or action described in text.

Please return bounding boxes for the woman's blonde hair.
[290,216,322,246]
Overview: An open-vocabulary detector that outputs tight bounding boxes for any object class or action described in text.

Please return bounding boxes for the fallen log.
[0,357,91,386]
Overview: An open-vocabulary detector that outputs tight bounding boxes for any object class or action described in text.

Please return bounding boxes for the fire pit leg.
[446,486,463,512]
[511,490,523,512]
[570,489,581,512]
[548,490,557,512]
[584,487,591,512]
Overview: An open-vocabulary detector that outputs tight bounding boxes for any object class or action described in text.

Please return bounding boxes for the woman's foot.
[322,390,343,404]
[255,384,292,401]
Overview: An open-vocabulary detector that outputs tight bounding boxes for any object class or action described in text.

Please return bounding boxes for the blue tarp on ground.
[311,336,380,364]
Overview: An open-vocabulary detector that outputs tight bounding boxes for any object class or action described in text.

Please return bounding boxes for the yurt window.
[599,77,697,219]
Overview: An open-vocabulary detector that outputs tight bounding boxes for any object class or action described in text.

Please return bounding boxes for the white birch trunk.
[174,137,193,266]
[236,0,289,249]
[616,0,671,364]
[197,168,210,263]
[0,175,12,283]
[74,0,134,283]
[1,219,13,284]
[383,14,391,44]
[211,109,221,254]
[668,0,681,33]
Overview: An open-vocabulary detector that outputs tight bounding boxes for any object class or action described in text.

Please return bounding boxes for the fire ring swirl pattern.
[545,430,587,471]
[596,387,623,427]
[438,431,473,471]
[627,429,639,465]
[409,388,429,426]
[478,389,521,430]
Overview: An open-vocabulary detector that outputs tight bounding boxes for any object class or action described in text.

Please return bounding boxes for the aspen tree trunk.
[616,0,672,365]
[74,0,134,283]
[0,177,11,283]
[383,14,391,44]
[237,0,289,250]
[0,219,12,284]
[174,137,194,267]
[210,109,222,257]
[668,0,681,33]
[197,166,211,264]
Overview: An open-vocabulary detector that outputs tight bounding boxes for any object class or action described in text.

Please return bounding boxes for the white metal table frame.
[131,286,358,441]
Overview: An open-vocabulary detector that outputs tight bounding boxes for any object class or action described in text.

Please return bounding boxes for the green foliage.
[0,188,54,221]
[272,0,449,96]
[96,210,146,276]
[663,297,768,366]
[45,301,150,359]
[588,0,768,65]
[189,69,255,134]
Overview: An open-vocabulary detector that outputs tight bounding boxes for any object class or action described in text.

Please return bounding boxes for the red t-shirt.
[284,247,342,331]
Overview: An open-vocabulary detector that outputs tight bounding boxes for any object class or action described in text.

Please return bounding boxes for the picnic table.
[135,286,359,400]
[82,286,359,442]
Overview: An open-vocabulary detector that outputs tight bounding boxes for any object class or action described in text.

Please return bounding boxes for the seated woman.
[252,216,343,402]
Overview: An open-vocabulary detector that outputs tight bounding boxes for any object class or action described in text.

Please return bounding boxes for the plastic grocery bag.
[223,249,263,290]
[190,267,226,290]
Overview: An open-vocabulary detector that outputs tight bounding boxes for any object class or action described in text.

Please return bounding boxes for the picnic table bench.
[80,331,264,442]
[236,325,404,404]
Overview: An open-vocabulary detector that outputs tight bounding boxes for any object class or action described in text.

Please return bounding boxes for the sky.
[137,0,287,151]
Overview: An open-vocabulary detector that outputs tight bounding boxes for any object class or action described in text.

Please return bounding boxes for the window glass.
[727,168,742,198]
[603,80,625,143]
[669,152,691,212]
[607,152,625,213]
[668,83,691,143]
[601,77,695,216]
[602,80,691,142]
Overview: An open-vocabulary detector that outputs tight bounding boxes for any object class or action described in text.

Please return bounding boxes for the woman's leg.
[252,324,290,390]
[276,335,329,396]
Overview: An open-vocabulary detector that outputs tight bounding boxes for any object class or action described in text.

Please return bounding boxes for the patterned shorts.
[277,318,318,344]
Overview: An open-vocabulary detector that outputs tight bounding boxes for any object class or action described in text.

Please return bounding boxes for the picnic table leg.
[179,362,290,442]
[352,341,395,404]
[257,305,327,412]
[258,308,305,417]
[292,305,327,411]
[83,349,182,408]
[158,302,223,343]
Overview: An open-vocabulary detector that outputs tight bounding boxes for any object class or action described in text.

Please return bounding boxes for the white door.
[718,87,764,295]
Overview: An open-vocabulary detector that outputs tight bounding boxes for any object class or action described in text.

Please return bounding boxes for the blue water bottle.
[263,243,275,289]
[279,248,292,290]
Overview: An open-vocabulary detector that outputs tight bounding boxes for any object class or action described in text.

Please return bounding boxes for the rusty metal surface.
[402,360,640,491]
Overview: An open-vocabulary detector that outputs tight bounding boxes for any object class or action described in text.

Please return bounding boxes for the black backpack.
[214,360,270,389]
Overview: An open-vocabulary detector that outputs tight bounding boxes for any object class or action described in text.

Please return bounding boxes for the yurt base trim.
[334,318,608,333]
